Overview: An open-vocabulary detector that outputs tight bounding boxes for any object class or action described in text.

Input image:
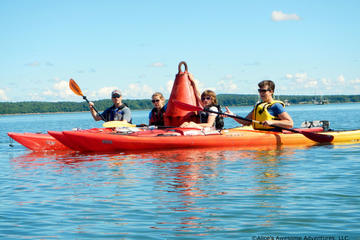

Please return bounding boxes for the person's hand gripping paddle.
[69,78,106,121]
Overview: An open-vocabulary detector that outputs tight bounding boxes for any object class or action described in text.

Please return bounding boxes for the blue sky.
[1,0,359,102]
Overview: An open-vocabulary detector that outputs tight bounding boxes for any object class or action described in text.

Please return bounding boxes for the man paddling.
[88,89,132,122]
[225,80,293,130]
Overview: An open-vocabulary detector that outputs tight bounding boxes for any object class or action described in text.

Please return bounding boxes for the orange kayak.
[49,127,360,152]
[9,127,360,152]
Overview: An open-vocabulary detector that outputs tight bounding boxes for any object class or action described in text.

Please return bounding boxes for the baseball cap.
[111,89,122,97]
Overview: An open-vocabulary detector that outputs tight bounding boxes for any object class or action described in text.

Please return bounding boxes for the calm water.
[1,103,360,239]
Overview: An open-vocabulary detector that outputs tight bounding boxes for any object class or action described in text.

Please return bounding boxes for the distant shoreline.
[0,111,88,116]
[1,94,359,115]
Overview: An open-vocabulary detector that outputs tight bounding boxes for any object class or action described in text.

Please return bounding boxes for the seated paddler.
[149,92,167,126]
[88,89,132,123]
[225,80,293,131]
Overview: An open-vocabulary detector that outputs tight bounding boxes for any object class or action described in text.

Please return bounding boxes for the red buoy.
[164,61,201,127]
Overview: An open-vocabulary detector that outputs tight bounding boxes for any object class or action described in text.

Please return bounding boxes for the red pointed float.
[164,61,201,127]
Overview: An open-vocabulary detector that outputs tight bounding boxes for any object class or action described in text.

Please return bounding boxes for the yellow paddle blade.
[103,121,136,128]
[69,78,84,96]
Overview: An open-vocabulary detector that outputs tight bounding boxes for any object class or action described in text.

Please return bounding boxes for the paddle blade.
[103,121,136,128]
[69,78,84,96]
[300,131,334,143]
[173,100,203,112]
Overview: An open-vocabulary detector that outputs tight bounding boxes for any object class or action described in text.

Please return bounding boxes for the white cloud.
[338,74,345,83]
[305,80,318,88]
[217,80,238,93]
[321,78,332,90]
[166,80,174,94]
[123,83,154,99]
[0,89,9,101]
[294,73,308,83]
[29,92,44,101]
[285,74,293,79]
[40,80,79,101]
[272,11,301,22]
[350,78,360,84]
[351,78,360,91]
[151,62,165,67]
[321,77,331,85]
[53,80,74,98]
[286,72,320,90]
[25,61,40,67]
[96,86,119,99]
[43,90,53,96]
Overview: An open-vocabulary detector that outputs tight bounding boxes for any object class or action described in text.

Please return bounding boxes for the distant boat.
[284,99,290,106]
[313,98,329,105]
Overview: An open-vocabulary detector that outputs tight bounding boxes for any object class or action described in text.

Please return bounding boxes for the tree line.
[1,94,360,115]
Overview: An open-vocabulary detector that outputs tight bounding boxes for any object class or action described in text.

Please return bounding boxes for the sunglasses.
[152,99,160,103]
[112,94,121,98]
[258,89,271,93]
[201,96,212,101]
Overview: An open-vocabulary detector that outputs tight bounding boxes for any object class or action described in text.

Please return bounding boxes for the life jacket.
[252,100,285,130]
[105,103,132,123]
[200,104,224,130]
[149,106,166,126]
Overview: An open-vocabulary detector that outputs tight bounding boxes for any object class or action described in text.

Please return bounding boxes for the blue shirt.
[267,102,285,117]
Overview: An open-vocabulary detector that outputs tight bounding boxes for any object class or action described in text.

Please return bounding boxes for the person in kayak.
[180,74,224,130]
[225,80,293,130]
[88,89,132,122]
[149,92,167,126]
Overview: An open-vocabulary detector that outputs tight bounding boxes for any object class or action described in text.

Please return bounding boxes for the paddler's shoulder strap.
[270,100,285,108]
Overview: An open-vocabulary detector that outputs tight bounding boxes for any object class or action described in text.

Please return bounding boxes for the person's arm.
[262,111,293,128]
[182,107,217,128]
[122,107,131,123]
[181,114,216,129]
[262,104,293,128]
[89,102,103,121]
[224,107,252,126]
[196,114,216,128]
[180,121,201,129]
[188,73,203,108]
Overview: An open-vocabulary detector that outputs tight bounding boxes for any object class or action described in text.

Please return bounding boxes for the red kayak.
[48,128,114,151]
[8,132,69,151]
[8,128,113,151]
[9,126,341,153]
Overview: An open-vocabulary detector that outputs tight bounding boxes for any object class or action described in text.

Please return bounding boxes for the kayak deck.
[56,127,360,152]
[8,127,360,152]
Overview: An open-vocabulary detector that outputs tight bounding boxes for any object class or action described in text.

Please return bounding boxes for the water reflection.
[246,148,295,228]
[10,146,302,233]
[126,147,298,233]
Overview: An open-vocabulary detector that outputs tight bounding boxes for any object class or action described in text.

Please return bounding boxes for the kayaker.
[225,80,293,130]
[149,92,167,126]
[180,74,224,130]
[88,89,132,122]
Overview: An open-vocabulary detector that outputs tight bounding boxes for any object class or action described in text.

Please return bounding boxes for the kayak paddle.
[69,78,106,122]
[173,100,334,143]
[103,121,143,128]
